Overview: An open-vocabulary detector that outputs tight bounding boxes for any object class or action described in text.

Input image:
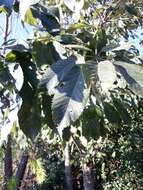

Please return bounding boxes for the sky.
[0,11,34,46]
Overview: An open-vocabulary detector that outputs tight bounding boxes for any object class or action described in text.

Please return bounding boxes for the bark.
[15,150,29,190]
[4,135,13,186]
[82,163,94,190]
[64,142,73,190]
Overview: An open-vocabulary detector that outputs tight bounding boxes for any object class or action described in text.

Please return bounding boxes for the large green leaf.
[52,66,88,134]
[103,102,122,124]
[97,60,117,93]
[32,41,65,68]
[31,3,60,36]
[40,56,78,95]
[114,61,143,97]
[40,56,89,134]
[81,106,105,139]
[18,82,41,140]
[112,98,131,124]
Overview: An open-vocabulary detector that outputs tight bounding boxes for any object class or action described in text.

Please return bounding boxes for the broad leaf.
[18,82,41,140]
[31,3,60,36]
[112,98,131,124]
[40,55,89,134]
[114,61,143,97]
[97,60,117,93]
[103,102,122,124]
[52,66,88,134]
[40,56,78,95]
[32,41,65,68]
[81,106,105,139]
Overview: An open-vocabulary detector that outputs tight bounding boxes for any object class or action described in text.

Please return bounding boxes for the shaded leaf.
[114,61,143,97]
[18,82,41,140]
[101,42,131,52]
[81,106,105,139]
[32,41,65,68]
[52,66,89,134]
[41,93,55,129]
[104,102,121,124]
[7,62,24,91]
[113,98,131,124]
[31,3,60,36]
[5,39,30,52]
[40,55,89,134]
[40,56,78,95]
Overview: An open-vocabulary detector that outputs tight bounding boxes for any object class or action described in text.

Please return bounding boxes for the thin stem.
[4,135,13,187]
[4,15,10,44]
[64,142,73,190]
[82,163,94,190]
[15,150,29,190]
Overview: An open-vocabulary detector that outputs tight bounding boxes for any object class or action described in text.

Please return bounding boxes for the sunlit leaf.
[24,8,37,25]
[64,0,84,12]
[19,0,40,20]
[97,60,117,93]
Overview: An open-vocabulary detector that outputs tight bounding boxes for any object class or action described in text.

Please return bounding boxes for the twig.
[4,14,10,44]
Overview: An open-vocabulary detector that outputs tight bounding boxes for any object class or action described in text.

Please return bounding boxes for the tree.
[0,0,143,189]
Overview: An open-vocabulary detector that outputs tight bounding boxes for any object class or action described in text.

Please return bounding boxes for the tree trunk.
[82,163,94,190]
[64,142,73,190]
[15,150,29,190]
[4,135,13,186]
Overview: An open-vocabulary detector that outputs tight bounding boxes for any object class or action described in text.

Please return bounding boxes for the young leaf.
[24,8,37,25]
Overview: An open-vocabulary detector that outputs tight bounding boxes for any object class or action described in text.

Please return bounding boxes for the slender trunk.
[64,142,73,190]
[4,135,13,186]
[82,163,94,190]
[4,15,10,45]
[15,150,29,190]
